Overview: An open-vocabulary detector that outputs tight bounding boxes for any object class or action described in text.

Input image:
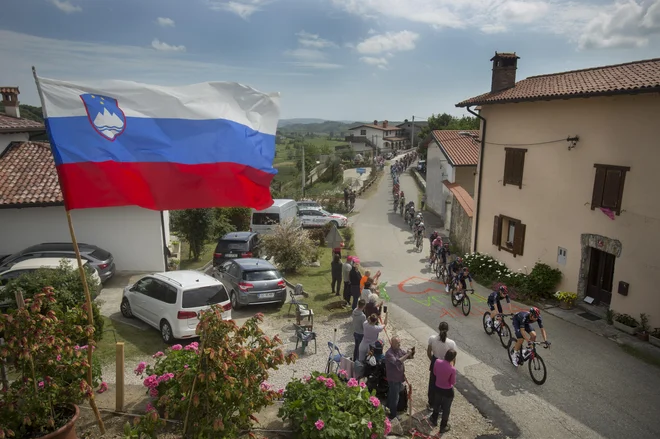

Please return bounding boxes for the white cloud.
[297,31,337,48]
[360,56,388,69]
[288,62,343,69]
[331,0,643,47]
[50,0,82,14]
[151,39,186,52]
[578,0,660,49]
[157,17,176,27]
[206,0,269,19]
[356,31,419,54]
[284,48,326,61]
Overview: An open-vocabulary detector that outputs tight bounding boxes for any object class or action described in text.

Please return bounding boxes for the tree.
[295,142,319,175]
[171,209,214,260]
[417,112,480,140]
[262,221,316,273]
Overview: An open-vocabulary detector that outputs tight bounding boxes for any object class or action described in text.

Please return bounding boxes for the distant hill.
[278,120,361,135]
[0,103,44,122]
[278,118,328,127]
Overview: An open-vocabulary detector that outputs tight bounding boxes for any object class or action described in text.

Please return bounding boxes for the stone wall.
[448,194,472,256]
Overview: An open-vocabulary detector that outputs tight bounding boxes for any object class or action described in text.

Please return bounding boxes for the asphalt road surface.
[352,165,660,439]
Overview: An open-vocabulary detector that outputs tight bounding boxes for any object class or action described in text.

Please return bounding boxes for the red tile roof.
[349,124,402,132]
[0,113,45,133]
[430,130,480,166]
[0,141,63,208]
[456,58,660,107]
[443,180,474,217]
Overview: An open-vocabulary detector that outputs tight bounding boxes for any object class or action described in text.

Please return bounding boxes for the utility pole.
[301,143,306,198]
[410,115,415,150]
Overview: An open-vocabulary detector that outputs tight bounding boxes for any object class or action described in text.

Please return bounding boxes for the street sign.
[356,168,366,175]
[326,225,343,249]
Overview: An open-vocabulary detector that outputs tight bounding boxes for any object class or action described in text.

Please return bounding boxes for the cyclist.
[428,231,439,258]
[437,241,450,270]
[454,267,473,301]
[447,256,463,278]
[413,212,423,232]
[486,285,513,330]
[415,222,426,247]
[399,193,406,215]
[510,307,549,367]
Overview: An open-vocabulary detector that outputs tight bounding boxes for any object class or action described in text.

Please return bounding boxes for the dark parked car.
[213,258,286,309]
[212,232,261,267]
[0,242,115,283]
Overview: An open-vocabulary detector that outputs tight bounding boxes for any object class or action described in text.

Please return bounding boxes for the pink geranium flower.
[338,369,348,378]
[347,378,358,387]
[134,361,147,375]
[384,418,392,435]
[324,378,336,389]
[152,351,164,358]
[315,419,325,430]
[316,376,327,383]
[367,421,373,429]
[360,382,367,389]
[97,382,108,394]
[369,396,380,408]
[171,344,183,351]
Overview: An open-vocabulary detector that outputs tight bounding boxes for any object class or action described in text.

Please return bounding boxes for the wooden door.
[586,248,615,305]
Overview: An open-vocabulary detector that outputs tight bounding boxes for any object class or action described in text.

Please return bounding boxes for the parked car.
[385,153,393,160]
[297,200,321,209]
[417,160,427,173]
[213,258,286,310]
[0,242,115,283]
[0,257,102,289]
[213,232,261,267]
[250,199,299,235]
[120,270,231,344]
[298,208,349,228]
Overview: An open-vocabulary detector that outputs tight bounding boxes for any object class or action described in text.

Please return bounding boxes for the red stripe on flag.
[56,161,275,211]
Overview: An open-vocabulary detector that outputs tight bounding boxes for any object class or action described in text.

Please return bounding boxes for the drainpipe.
[160,211,169,271]
[466,106,486,254]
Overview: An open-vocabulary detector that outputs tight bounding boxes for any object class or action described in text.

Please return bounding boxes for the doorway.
[586,247,616,305]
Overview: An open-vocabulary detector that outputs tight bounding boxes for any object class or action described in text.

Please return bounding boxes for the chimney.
[382,120,388,128]
[490,52,519,93]
[373,119,378,125]
[1,87,20,118]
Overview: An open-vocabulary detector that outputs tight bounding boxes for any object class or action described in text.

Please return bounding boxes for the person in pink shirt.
[430,349,457,433]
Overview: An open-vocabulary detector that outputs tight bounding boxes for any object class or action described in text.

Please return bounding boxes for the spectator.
[331,253,343,296]
[349,190,356,209]
[385,336,414,421]
[421,193,427,210]
[426,322,456,410]
[364,292,382,317]
[342,256,353,307]
[349,259,362,309]
[430,349,457,433]
[360,270,371,293]
[359,312,388,362]
[352,299,367,361]
[344,187,349,208]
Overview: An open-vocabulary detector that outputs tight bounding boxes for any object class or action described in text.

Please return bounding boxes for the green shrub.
[262,221,316,273]
[279,371,390,439]
[308,223,333,246]
[341,226,354,249]
[1,259,104,339]
[615,313,639,328]
[525,263,562,299]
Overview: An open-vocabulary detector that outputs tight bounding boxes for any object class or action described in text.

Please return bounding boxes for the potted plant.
[167,258,180,271]
[613,313,639,335]
[554,291,578,310]
[605,309,615,325]
[650,328,660,348]
[0,288,97,439]
[636,313,650,342]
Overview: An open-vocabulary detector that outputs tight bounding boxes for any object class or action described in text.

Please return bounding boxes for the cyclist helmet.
[499,285,509,295]
[419,222,425,228]
[529,307,541,319]
[456,257,463,263]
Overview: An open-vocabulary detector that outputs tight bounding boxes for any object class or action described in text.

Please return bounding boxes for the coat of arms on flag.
[80,93,127,141]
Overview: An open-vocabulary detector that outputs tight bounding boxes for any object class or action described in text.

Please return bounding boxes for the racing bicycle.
[450,288,473,316]
[507,340,551,385]
[482,312,513,348]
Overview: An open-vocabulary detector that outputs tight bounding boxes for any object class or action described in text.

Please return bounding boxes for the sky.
[1,0,659,121]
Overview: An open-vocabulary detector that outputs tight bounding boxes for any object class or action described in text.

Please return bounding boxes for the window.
[591,164,630,215]
[503,148,527,188]
[360,129,367,135]
[492,215,526,257]
[252,212,279,225]
[243,270,281,281]
[182,285,229,308]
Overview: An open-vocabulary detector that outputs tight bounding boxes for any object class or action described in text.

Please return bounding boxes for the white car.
[298,208,349,228]
[120,271,232,344]
[0,257,102,289]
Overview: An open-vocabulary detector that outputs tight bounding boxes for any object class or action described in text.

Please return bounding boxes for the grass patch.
[275,248,353,319]
[620,344,660,369]
[180,242,215,270]
[96,317,166,365]
[305,138,347,148]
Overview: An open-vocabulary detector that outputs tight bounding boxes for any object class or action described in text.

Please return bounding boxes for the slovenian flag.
[36,76,280,211]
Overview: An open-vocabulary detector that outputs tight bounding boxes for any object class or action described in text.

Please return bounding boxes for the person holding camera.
[385,336,415,421]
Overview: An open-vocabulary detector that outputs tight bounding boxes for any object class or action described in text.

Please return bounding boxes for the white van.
[250,199,299,235]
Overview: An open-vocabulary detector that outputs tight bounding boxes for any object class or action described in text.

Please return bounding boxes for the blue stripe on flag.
[45,116,277,173]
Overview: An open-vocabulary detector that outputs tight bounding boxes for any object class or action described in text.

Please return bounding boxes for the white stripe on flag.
[37,77,280,136]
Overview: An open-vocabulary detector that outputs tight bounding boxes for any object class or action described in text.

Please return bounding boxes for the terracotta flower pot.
[558,301,574,310]
[41,404,80,439]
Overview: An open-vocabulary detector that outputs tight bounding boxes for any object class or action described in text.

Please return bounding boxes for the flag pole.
[31,67,106,434]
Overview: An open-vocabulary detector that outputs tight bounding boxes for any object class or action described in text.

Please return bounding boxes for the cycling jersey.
[437,246,450,263]
[457,272,472,288]
[448,260,461,274]
[416,226,425,236]
[512,311,544,339]
[487,291,511,313]
[429,232,439,243]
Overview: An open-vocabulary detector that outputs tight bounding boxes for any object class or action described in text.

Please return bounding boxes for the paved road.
[352,165,660,439]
